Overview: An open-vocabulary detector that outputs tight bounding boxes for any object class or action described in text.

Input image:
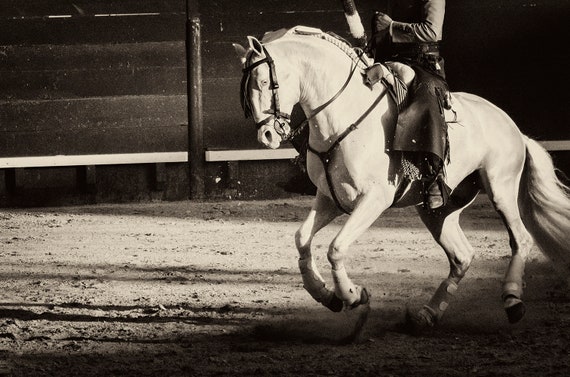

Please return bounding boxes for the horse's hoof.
[505,298,526,324]
[349,287,370,309]
[404,306,435,335]
[324,294,344,313]
[340,289,371,344]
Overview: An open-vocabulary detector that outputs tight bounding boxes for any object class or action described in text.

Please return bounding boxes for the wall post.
[187,2,205,199]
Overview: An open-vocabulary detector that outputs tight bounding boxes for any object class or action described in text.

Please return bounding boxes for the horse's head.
[234,35,299,149]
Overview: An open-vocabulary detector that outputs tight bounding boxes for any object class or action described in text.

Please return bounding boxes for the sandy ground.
[0,195,568,376]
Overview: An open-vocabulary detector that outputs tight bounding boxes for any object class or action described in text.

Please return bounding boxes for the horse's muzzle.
[257,116,291,149]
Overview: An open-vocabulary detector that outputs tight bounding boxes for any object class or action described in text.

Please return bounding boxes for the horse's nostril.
[265,131,273,142]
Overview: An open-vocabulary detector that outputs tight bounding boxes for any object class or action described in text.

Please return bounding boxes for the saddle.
[366,61,457,168]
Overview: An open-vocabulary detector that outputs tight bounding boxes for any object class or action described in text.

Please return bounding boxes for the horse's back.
[451,92,525,152]
[444,92,527,188]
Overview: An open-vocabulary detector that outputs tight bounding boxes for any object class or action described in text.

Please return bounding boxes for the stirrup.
[424,175,448,210]
[427,191,444,210]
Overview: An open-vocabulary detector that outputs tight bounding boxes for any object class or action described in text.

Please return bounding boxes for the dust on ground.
[0,195,568,376]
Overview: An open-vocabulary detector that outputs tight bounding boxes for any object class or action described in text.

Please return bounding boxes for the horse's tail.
[519,137,570,278]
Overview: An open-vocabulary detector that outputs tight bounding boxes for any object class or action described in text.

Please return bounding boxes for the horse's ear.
[247,36,264,56]
[232,43,248,65]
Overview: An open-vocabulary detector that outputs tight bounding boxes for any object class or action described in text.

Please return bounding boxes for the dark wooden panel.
[0,42,186,99]
[0,95,187,156]
[202,77,256,149]
[443,0,569,140]
[197,0,380,15]
[0,14,186,45]
[202,77,303,150]
[200,10,369,42]
[0,42,185,71]
[0,0,185,18]
[0,67,186,100]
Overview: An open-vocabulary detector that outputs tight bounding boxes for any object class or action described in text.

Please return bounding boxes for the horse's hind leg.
[480,168,534,323]
[411,177,480,330]
[296,191,343,311]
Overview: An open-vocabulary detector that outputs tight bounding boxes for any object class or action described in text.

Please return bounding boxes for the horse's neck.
[297,45,379,144]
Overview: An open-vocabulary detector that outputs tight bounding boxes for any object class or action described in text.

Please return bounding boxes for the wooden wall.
[0,1,190,205]
[0,1,567,205]
[444,0,569,142]
[0,0,188,158]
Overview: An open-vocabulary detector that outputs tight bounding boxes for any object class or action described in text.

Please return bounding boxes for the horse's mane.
[261,26,370,69]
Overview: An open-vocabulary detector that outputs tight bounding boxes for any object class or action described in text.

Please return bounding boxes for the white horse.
[234,26,570,331]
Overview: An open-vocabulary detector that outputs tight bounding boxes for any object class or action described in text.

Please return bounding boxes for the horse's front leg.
[328,190,389,308]
[296,192,343,311]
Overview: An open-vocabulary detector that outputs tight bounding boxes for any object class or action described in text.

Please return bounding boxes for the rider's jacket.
[376,0,446,78]
[389,0,445,44]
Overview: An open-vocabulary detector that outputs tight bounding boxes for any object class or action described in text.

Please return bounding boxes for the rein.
[286,48,364,141]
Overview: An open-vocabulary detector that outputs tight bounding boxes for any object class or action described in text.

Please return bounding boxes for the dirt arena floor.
[0,195,568,376]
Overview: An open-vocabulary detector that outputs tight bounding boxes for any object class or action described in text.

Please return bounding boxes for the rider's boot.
[426,174,445,210]
[423,159,450,210]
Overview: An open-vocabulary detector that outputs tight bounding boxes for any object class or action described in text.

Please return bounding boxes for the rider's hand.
[373,12,392,33]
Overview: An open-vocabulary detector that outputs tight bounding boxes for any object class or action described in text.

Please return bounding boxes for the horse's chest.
[307,150,379,208]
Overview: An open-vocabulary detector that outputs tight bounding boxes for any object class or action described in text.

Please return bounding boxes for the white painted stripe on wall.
[539,140,570,151]
[0,140,566,169]
[205,148,298,162]
[0,152,188,169]
[94,13,161,17]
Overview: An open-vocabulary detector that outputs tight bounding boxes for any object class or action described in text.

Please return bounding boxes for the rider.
[284,0,450,209]
[368,0,450,209]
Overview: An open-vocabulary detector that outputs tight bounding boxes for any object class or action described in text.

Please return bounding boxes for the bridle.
[240,45,292,139]
[240,40,364,141]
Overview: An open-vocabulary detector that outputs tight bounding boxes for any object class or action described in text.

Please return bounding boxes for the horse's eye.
[260,79,269,87]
